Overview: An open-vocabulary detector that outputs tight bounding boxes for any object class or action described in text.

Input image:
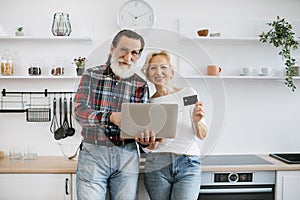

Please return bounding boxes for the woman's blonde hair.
[142,50,172,77]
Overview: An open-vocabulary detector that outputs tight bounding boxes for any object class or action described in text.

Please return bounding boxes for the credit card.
[183,95,198,106]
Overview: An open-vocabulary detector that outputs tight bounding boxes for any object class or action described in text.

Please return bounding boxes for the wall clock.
[117,0,155,30]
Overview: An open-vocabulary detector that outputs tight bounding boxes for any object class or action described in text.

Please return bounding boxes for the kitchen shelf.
[179,18,300,44]
[180,36,263,44]
[0,36,93,43]
[180,36,300,45]
[3,75,299,80]
[0,75,82,79]
[182,75,300,80]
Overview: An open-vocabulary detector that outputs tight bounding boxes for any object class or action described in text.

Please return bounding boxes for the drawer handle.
[65,178,69,195]
[200,187,273,194]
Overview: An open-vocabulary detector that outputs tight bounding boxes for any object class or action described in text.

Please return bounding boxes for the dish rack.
[0,89,75,122]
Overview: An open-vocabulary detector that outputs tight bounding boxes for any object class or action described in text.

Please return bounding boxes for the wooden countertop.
[0,156,77,174]
[0,154,300,174]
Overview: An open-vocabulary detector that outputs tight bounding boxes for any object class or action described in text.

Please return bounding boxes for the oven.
[198,171,275,200]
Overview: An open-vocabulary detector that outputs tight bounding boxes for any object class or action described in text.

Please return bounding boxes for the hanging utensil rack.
[0,89,75,121]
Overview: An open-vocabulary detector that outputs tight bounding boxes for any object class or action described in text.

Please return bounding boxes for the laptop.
[120,103,178,139]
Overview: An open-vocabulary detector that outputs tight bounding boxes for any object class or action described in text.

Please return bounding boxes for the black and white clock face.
[117,0,155,30]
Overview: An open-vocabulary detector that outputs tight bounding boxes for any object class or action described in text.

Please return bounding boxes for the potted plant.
[15,26,24,36]
[73,57,86,76]
[259,16,299,91]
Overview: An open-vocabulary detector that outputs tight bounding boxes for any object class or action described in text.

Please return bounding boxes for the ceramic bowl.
[197,29,209,37]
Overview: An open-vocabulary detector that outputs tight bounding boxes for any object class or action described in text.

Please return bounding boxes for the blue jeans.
[76,142,139,200]
[144,153,202,200]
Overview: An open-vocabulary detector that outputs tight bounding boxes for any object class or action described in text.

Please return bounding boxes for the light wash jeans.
[76,142,139,200]
[144,153,202,200]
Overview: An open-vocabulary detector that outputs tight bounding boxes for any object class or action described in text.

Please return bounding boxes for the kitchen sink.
[269,153,300,164]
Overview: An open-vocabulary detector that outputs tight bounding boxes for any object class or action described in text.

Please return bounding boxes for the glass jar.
[1,53,14,76]
[51,12,72,36]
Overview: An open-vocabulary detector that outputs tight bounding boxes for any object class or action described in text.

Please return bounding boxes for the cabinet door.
[72,174,77,200]
[276,171,300,200]
[72,174,150,200]
[0,174,72,200]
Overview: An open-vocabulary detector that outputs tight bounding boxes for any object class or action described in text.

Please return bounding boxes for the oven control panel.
[214,173,253,183]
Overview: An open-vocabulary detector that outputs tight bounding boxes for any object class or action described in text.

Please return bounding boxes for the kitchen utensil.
[66,97,75,137]
[54,97,65,140]
[50,97,59,133]
[62,97,70,131]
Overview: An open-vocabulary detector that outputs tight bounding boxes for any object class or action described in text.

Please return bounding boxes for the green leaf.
[259,16,299,91]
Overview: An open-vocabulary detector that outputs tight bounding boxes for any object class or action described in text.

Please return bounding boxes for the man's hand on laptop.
[135,130,163,149]
[109,112,121,126]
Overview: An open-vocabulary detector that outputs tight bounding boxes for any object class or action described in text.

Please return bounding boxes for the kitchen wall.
[0,0,300,156]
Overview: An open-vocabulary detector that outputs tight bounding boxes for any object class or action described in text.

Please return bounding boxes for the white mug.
[242,67,253,75]
[261,67,272,76]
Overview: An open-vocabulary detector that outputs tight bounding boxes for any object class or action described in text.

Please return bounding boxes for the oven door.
[198,185,274,200]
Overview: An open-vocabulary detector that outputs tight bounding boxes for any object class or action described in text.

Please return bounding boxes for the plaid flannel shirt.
[74,65,150,141]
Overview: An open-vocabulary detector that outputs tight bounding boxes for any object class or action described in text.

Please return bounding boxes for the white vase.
[15,31,24,36]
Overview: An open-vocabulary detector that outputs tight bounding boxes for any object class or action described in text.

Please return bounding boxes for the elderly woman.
[138,50,208,200]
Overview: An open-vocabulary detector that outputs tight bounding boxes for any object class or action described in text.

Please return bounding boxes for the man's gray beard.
[110,60,136,79]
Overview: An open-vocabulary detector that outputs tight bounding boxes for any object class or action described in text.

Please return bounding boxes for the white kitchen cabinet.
[71,174,150,200]
[275,171,300,200]
[72,174,77,200]
[0,174,73,200]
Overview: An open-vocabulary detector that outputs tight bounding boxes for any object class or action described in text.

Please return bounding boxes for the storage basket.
[26,108,51,122]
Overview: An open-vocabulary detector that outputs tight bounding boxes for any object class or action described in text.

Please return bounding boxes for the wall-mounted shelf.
[182,75,300,80]
[179,18,300,44]
[0,36,93,43]
[0,76,82,79]
[180,36,300,45]
[180,37,262,45]
[3,75,299,80]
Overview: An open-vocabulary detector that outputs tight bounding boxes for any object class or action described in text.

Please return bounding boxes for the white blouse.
[145,87,207,156]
